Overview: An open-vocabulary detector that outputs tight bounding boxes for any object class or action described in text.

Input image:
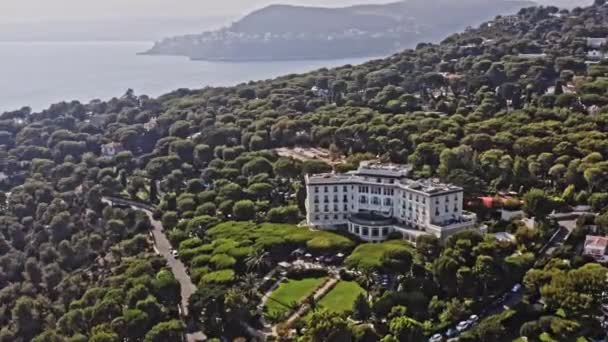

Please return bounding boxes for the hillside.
[2,2,608,342]
[144,0,535,61]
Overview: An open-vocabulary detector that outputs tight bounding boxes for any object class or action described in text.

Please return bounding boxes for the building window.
[422,197,426,204]
[324,215,329,220]
[384,198,392,206]
[314,205,319,211]
[454,205,458,212]
[362,228,369,236]
[324,205,329,212]
[334,195,339,202]
[445,206,449,213]
[314,187,319,193]
[360,196,368,204]
[334,186,338,192]
[390,179,395,184]
[334,214,338,219]
[435,209,440,216]
[372,197,380,205]
[334,205,339,211]
[343,214,348,219]
[343,195,348,202]
[324,196,329,203]
[355,226,360,234]
[344,204,348,211]
[343,185,348,192]
[377,178,381,183]
[314,195,319,204]
[382,228,389,236]
[372,228,379,237]
[314,215,319,220]
[324,186,328,193]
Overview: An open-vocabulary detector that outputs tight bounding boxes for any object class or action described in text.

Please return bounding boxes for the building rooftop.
[585,235,608,250]
[356,161,412,178]
[306,162,463,195]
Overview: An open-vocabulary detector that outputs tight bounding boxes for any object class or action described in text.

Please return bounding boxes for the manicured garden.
[345,239,416,270]
[169,221,355,287]
[314,281,365,314]
[264,276,327,318]
[206,221,355,253]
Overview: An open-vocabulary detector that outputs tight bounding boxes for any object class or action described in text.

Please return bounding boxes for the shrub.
[190,255,212,268]
[178,237,204,250]
[200,269,236,285]
[210,254,237,269]
[307,233,355,254]
[195,203,216,216]
[233,200,256,221]
[160,211,178,230]
[346,240,414,271]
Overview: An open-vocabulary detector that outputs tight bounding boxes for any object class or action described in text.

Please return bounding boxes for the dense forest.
[1,2,608,342]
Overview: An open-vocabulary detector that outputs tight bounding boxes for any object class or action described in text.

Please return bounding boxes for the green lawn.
[265,276,327,318]
[316,281,365,314]
[345,239,415,270]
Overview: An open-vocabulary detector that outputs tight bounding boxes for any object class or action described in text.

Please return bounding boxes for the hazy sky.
[0,0,394,22]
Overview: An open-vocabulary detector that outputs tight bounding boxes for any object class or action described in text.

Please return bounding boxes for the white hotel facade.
[305,162,477,243]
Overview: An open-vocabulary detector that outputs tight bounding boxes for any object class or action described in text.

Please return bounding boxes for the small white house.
[586,37,608,49]
[583,235,608,261]
[587,50,606,60]
[101,142,124,157]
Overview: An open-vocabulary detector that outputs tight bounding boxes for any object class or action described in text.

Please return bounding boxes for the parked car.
[512,283,522,293]
[429,333,443,342]
[445,328,459,338]
[469,314,479,324]
[171,250,179,258]
[456,321,470,332]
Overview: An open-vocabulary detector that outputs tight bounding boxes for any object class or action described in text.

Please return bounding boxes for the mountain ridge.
[144,0,536,61]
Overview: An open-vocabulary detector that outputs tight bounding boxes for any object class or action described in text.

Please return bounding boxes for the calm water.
[0,41,373,112]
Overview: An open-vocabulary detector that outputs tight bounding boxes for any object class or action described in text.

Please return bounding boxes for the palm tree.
[358,269,376,298]
[245,249,272,273]
[239,273,259,301]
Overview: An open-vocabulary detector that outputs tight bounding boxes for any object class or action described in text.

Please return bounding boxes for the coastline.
[139,50,391,63]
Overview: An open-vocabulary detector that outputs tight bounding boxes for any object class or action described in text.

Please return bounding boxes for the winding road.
[103,197,206,342]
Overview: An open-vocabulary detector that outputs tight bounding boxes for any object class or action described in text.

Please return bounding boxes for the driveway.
[103,197,206,341]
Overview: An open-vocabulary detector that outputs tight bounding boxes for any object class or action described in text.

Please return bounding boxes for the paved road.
[103,197,206,342]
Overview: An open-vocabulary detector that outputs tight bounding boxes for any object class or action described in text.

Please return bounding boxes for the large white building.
[305,161,477,243]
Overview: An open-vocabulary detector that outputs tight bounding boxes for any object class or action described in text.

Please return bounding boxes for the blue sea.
[0,41,373,112]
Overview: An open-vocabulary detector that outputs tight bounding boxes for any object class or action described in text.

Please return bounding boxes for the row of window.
[350,225,390,238]
[359,196,392,206]
[358,186,395,196]
[313,214,348,221]
[404,193,427,204]
[364,177,396,184]
[313,204,350,212]
[314,185,349,193]
[313,194,349,204]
